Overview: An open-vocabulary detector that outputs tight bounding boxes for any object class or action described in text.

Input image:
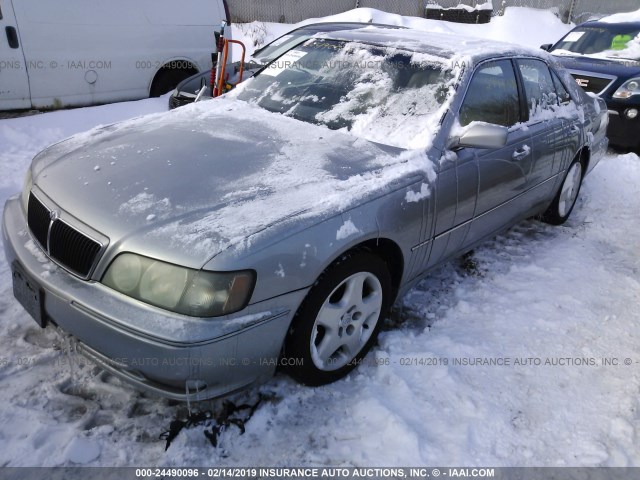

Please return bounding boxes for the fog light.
[626,108,639,120]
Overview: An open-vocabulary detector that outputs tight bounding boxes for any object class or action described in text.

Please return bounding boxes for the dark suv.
[542,21,640,150]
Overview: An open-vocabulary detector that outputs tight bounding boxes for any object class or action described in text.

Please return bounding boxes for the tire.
[541,158,584,225]
[283,251,392,386]
[150,68,194,97]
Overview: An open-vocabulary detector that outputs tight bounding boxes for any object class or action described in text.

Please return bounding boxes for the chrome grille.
[49,220,102,277]
[26,192,103,278]
[27,194,50,249]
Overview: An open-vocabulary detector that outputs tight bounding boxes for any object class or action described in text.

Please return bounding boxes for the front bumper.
[168,92,196,110]
[606,102,639,149]
[2,196,308,401]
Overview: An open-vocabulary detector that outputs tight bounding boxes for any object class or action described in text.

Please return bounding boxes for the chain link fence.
[229,0,640,24]
[358,0,425,17]
[230,0,354,23]
[569,0,640,23]
[492,0,571,20]
[493,0,640,23]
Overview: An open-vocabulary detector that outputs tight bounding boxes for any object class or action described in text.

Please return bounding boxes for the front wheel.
[541,158,583,225]
[283,251,392,386]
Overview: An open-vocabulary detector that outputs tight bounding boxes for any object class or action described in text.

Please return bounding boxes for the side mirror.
[540,44,552,51]
[450,123,508,150]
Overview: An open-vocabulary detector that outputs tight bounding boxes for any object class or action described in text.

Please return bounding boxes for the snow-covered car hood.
[31,99,429,269]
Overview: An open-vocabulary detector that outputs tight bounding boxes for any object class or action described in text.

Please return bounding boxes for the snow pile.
[336,219,361,240]
[600,8,640,23]
[461,7,571,49]
[297,7,570,50]
[405,183,431,203]
[232,7,571,59]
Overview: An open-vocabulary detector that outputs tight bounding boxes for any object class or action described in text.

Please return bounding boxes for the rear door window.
[551,70,572,105]
[516,59,558,119]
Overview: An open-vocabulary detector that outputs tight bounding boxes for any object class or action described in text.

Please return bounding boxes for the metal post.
[567,0,578,24]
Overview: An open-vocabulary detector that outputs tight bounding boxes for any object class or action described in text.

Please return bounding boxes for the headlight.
[21,168,33,213]
[102,253,255,317]
[613,77,640,99]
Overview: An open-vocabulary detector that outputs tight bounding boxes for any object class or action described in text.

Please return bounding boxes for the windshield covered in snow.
[551,25,640,61]
[234,39,457,149]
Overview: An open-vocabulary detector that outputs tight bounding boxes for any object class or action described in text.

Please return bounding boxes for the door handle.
[512,145,531,161]
[6,26,19,49]
[570,125,580,134]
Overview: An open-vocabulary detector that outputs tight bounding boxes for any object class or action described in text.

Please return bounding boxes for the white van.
[0,0,230,110]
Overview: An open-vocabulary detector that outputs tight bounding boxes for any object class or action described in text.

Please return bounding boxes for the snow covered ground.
[1,7,640,468]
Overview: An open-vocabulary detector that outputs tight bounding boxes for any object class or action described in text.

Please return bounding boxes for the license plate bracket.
[12,262,46,328]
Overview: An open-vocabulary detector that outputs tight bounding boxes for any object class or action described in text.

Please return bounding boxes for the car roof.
[316,26,545,63]
[291,21,406,32]
[581,20,640,28]
[250,22,405,59]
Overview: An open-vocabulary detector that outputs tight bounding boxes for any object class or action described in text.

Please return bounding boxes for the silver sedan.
[3,28,608,400]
